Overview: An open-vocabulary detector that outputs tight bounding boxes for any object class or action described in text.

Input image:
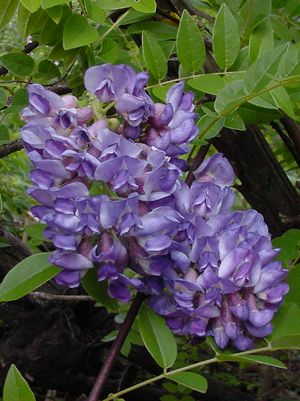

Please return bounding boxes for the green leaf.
[0,125,9,143]
[128,21,177,40]
[0,53,35,77]
[99,39,120,63]
[63,14,99,50]
[271,85,295,118]
[3,364,35,401]
[169,372,208,393]
[0,88,7,108]
[37,59,60,79]
[224,111,245,130]
[19,7,47,37]
[142,32,167,80]
[0,0,19,31]
[82,268,118,311]
[151,83,174,102]
[12,88,29,107]
[93,0,134,9]
[176,10,206,74]
[240,0,271,33]
[244,45,286,93]
[17,5,32,39]
[270,266,300,349]
[20,0,40,13]
[272,229,300,266]
[238,103,280,124]
[84,0,106,23]
[249,18,274,63]
[198,114,225,141]
[138,305,177,368]
[214,80,245,113]
[0,253,60,302]
[188,74,224,95]
[217,354,286,369]
[212,4,240,70]
[132,0,156,14]
[277,44,300,79]
[41,0,68,8]
[46,5,63,23]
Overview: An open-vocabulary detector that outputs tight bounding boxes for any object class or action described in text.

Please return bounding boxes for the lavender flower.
[21,64,289,350]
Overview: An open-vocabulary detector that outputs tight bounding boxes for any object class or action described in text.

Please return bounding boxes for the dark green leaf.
[0,0,19,31]
[99,39,120,63]
[12,88,29,107]
[169,372,208,393]
[177,10,206,73]
[37,59,60,79]
[0,253,60,302]
[3,364,35,401]
[20,0,40,13]
[132,0,156,13]
[212,4,240,70]
[82,268,118,311]
[238,103,280,124]
[217,354,286,369]
[142,32,167,80]
[138,305,177,368]
[0,53,35,77]
[63,14,99,50]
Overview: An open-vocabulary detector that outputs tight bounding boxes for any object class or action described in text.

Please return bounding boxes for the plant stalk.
[87,292,146,401]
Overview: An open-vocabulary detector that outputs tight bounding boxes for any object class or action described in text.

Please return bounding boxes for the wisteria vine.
[21,63,288,351]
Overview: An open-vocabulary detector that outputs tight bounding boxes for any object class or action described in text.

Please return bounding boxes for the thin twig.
[29,291,94,303]
[0,139,23,158]
[87,292,146,401]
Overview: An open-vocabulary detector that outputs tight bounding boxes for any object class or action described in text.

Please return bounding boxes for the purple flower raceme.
[21,63,288,351]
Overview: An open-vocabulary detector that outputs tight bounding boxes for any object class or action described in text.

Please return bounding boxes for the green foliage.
[3,364,36,401]
[216,354,286,369]
[142,32,167,80]
[0,253,60,301]
[82,268,118,311]
[0,53,35,77]
[138,305,177,368]
[212,4,240,70]
[176,10,205,74]
[169,372,208,393]
[63,14,99,50]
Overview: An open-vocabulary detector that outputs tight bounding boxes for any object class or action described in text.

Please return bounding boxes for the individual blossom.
[146,82,198,157]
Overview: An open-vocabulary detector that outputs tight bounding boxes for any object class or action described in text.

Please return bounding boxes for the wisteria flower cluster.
[21,63,288,350]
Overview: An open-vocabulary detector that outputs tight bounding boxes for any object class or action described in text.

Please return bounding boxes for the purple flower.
[84,64,136,102]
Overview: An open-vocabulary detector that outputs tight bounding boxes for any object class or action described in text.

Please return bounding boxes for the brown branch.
[0,41,39,77]
[87,292,146,401]
[0,139,23,158]
[280,115,300,156]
